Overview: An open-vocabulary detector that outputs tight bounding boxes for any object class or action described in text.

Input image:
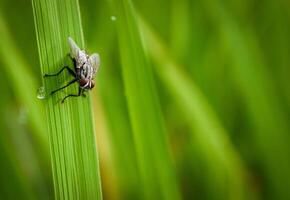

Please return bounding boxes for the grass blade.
[201,1,290,198]
[0,15,51,199]
[140,18,249,199]
[109,0,182,199]
[0,16,47,155]
[31,0,102,199]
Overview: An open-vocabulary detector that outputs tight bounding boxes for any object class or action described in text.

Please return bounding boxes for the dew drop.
[37,86,46,100]
[110,16,117,21]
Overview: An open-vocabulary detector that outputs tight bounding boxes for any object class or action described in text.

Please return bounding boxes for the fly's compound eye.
[79,78,90,89]
[79,78,95,89]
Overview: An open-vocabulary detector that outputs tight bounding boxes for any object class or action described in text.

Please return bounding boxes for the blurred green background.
[0,0,290,199]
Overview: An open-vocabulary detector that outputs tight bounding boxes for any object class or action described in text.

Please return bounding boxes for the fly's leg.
[72,58,77,68]
[61,87,83,103]
[44,66,76,78]
[51,78,77,95]
[67,53,77,70]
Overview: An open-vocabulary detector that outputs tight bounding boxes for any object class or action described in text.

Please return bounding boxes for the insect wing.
[89,53,100,75]
[68,37,80,58]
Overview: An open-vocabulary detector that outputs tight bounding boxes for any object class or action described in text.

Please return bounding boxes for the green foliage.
[1,0,290,199]
[108,0,181,199]
[31,0,102,199]
[0,16,50,200]
[140,19,249,199]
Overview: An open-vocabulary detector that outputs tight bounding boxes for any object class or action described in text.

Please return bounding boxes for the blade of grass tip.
[31,0,102,199]
[139,18,250,200]
[108,0,182,199]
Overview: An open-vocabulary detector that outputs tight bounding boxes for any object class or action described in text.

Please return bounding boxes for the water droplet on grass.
[37,86,46,100]
[110,16,117,21]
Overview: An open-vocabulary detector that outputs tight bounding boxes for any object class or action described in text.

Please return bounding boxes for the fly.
[44,37,100,103]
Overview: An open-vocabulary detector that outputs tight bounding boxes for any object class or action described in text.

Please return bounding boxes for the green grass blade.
[169,0,191,61]
[0,16,47,155]
[0,16,51,200]
[109,0,181,199]
[96,42,140,199]
[82,1,141,197]
[220,14,290,200]
[140,19,249,199]
[0,124,35,200]
[31,0,102,199]
[200,2,290,198]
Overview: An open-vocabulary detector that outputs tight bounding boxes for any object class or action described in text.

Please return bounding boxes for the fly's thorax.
[76,50,89,68]
[80,62,96,79]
